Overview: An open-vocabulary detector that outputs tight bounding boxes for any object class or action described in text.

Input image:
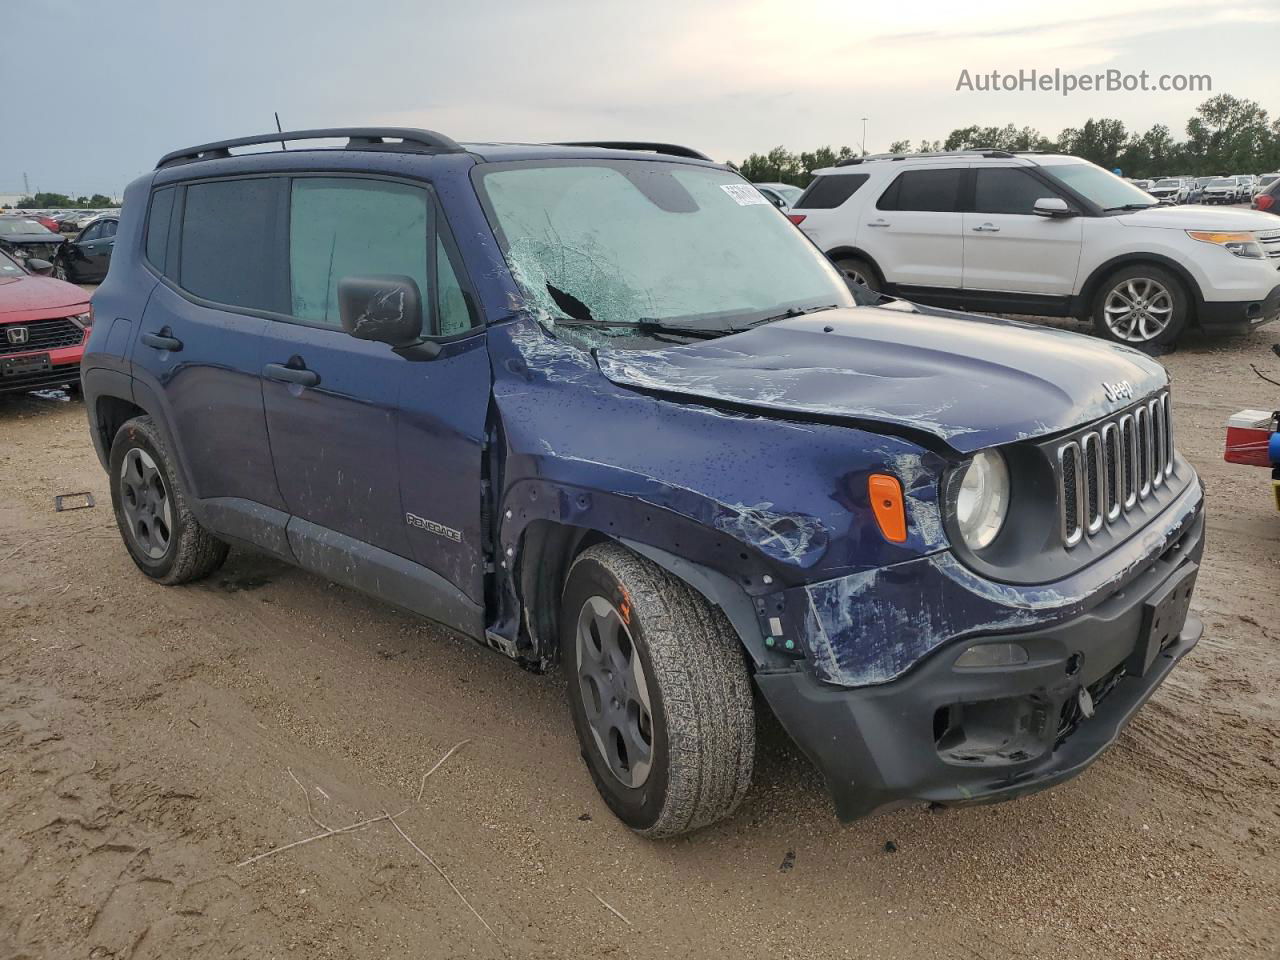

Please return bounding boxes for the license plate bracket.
[1,352,51,379]
[1127,562,1197,678]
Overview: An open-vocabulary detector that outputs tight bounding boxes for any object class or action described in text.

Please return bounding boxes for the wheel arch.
[824,246,887,287]
[510,518,772,673]
[1078,254,1203,326]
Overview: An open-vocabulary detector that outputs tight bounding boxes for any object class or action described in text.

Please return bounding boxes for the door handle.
[972,223,1001,233]
[141,329,182,351]
[264,361,320,388]
[866,219,890,228]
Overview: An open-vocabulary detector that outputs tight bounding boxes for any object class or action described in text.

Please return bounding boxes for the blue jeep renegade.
[82,129,1205,836]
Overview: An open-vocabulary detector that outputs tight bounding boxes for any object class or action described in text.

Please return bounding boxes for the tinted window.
[877,169,963,212]
[796,174,870,209]
[101,219,118,238]
[289,178,429,327]
[180,178,281,311]
[145,188,175,270]
[974,169,1060,215]
[79,222,104,243]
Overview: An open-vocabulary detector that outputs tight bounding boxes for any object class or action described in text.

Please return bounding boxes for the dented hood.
[593,304,1168,453]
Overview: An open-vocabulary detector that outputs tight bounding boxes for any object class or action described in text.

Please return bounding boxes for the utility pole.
[861,119,868,156]
[22,172,30,195]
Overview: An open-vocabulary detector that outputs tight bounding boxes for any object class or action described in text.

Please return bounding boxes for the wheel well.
[517,521,609,666]
[1079,257,1201,325]
[96,396,146,460]
[824,246,885,286]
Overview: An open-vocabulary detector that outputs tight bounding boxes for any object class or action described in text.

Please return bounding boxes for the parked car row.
[1140,173,1273,205]
[1,208,122,231]
[0,213,119,284]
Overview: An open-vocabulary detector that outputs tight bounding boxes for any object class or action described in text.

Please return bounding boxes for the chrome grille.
[1058,392,1174,547]
[1258,230,1280,261]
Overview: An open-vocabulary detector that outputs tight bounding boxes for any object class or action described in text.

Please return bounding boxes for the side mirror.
[339,275,423,347]
[25,258,53,276]
[1033,197,1074,218]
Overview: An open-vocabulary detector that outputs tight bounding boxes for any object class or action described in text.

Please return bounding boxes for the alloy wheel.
[1103,277,1174,343]
[575,595,654,788]
[119,447,173,560]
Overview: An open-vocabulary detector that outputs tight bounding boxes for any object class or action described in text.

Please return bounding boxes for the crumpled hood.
[594,304,1168,453]
[1117,204,1280,232]
[0,275,91,313]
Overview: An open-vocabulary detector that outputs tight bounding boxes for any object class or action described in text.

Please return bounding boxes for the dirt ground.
[2,307,1278,960]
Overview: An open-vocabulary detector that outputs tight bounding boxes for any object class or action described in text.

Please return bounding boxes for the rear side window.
[145,187,175,270]
[180,178,282,311]
[877,169,963,212]
[973,168,1059,215]
[289,178,430,327]
[795,174,869,209]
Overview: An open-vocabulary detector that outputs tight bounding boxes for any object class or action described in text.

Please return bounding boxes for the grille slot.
[0,317,85,356]
[1057,391,1173,547]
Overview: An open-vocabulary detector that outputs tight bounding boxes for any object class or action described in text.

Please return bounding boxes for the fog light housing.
[954,641,1029,669]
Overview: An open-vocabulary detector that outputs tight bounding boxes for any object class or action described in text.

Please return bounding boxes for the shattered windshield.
[475,160,851,337]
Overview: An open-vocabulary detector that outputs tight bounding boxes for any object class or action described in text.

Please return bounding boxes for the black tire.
[560,542,754,837]
[833,256,880,295]
[109,416,228,584]
[1091,263,1190,350]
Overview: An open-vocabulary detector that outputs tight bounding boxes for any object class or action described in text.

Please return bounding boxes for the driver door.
[962,166,1083,296]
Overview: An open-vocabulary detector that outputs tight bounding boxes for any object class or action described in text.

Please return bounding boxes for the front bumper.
[757,482,1205,821]
[1199,283,1280,334]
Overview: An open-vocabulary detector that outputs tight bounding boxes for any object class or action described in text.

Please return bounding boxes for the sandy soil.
[1,313,1278,960]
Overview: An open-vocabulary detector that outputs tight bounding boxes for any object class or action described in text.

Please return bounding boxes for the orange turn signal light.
[868,473,907,543]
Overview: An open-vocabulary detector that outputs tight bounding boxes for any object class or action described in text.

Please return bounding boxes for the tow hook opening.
[933,697,1054,766]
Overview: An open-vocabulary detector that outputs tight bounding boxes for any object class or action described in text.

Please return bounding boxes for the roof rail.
[156,128,465,169]
[552,141,713,161]
[834,148,1015,167]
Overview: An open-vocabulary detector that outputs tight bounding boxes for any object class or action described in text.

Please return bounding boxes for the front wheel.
[561,543,755,837]
[1091,264,1190,350]
[109,416,229,584]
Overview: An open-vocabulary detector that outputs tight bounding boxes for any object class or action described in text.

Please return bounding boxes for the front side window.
[289,178,430,327]
[475,161,850,334]
[877,169,964,213]
[79,222,104,243]
[1040,161,1158,211]
[973,168,1061,215]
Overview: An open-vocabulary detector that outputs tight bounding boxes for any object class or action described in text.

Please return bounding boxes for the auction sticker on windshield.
[721,183,769,205]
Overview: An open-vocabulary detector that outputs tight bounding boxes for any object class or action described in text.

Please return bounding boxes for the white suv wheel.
[1103,277,1175,342]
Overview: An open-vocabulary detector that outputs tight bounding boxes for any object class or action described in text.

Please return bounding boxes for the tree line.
[734,94,1280,187]
[5,191,116,210]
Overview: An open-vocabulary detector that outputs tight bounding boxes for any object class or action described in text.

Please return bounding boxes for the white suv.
[792,151,1280,348]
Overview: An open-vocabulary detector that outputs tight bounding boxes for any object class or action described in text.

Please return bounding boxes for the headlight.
[1187,231,1265,260]
[70,309,93,329]
[953,450,1010,550]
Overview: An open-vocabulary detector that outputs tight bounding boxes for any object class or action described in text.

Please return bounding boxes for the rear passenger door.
[134,179,289,539]
[864,167,966,290]
[961,167,1083,296]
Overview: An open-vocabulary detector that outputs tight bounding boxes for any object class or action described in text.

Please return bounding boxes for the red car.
[0,248,91,395]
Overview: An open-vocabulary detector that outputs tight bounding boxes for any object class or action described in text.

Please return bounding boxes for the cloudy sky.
[2,0,1276,197]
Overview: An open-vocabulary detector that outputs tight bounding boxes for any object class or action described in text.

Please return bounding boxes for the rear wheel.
[109,416,228,584]
[561,543,755,837]
[1091,264,1189,350]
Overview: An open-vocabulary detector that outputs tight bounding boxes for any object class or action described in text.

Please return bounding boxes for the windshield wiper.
[1102,203,1158,213]
[746,304,839,328]
[549,317,728,339]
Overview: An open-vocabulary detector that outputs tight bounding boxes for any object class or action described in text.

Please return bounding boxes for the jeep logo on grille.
[5,326,29,346]
[1102,380,1134,403]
